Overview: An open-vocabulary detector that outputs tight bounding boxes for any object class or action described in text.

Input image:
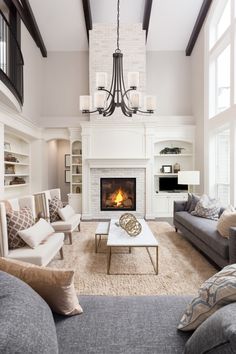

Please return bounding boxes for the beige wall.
[57,140,70,202]
[190,30,205,194]
[21,23,43,124]
[40,51,89,126]
[146,51,192,116]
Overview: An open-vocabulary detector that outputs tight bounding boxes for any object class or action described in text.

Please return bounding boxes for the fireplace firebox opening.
[100,178,136,211]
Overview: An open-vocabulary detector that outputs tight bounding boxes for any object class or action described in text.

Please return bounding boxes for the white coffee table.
[107,219,158,275]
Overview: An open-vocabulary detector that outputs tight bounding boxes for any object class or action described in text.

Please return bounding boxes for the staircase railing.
[0,10,24,105]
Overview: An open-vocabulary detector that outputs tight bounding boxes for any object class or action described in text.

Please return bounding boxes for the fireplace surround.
[100,177,136,211]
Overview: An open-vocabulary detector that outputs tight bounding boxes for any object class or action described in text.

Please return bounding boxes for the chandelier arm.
[103,100,116,116]
[120,55,130,101]
[106,55,116,101]
[120,101,132,117]
[99,88,114,97]
[136,109,154,114]
[122,88,135,98]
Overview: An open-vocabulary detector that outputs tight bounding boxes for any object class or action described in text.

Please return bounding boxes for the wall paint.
[57,139,70,202]
[146,51,192,116]
[190,30,205,194]
[41,51,89,120]
[21,23,43,124]
[47,140,58,189]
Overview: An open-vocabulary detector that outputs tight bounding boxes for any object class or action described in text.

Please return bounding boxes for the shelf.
[4,174,29,177]
[72,174,82,176]
[154,154,192,157]
[4,161,29,166]
[71,164,82,166]
[4,149,29,157]
[72,154,82,157]
[155,173,178,176]
[5,183,29,189]
[72,183,82,185]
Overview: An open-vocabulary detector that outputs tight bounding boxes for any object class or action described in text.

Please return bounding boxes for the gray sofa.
[1,270,236,353]
[174,200,236,268]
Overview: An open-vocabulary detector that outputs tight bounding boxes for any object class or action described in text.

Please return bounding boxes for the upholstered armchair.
[34,189,81,244]
[0,196,64,266]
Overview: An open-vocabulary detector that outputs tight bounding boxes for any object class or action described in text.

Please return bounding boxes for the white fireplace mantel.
[85,158,150,169]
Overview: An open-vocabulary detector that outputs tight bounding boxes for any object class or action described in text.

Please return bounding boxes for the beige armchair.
[0,196,64,266]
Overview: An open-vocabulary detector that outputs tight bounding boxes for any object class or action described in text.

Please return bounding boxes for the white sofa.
[0,196,64,266]
[36,189,81,244]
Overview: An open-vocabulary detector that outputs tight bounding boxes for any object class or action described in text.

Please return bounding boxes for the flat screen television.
[159,177,188,192]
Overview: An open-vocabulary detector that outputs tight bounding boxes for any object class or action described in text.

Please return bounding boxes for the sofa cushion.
[0,270,58,354]
[178,264,236,331]
[0,257,83,316]
[49,196,63,222]
[18,218,55,248]
[52,213,81,232]
[54,295,191,354]
[188,194,200,213]
[191,194,221,221]
[184,302,236,354]
[217,206,236,238]
[58,205,75,221]
[175,211,229,258]
[7,207,35,249]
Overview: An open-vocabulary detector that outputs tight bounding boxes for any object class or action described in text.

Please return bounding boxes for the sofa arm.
[174,200,187,213]
[229,227,236,264]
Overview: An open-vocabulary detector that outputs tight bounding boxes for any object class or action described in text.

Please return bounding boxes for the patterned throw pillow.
[178,264,236,331]
[191,194,220,220]
[7,207,35,249]
[48,196,63,222]
[217,206,236,238]
[184,193,192,211]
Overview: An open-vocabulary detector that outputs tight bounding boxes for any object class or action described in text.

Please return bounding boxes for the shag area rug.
[49,221,217,296]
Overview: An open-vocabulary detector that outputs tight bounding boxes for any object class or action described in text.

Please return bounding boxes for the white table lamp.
[178,171,200,192]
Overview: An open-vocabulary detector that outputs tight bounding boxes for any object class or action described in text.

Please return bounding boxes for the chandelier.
[79,0,156,117]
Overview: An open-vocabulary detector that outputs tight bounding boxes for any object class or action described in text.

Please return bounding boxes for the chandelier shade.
[79,0,156,117]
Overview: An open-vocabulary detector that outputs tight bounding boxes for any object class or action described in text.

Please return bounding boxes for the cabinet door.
[154,196,169,216]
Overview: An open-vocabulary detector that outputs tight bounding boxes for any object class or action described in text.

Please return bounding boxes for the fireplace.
[100,178,136,211]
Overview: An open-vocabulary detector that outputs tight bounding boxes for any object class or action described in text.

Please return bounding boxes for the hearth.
[100,178,136,211]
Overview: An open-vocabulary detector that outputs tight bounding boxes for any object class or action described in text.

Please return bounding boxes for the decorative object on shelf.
[4,153,19,163]
[79,149,82,155]
[65,170,70,183]
[161,165,172,173]
[72,149,80,155]
[160,147,184,155]
[173,163,181,173]
[79,0,156,117]
[119,213,142,237]
[76,166,80,174]
[4,142,11,151]
[65,154,70,168]
[5,164,15,174]
[10,177,25,185]
[76,186,81,194]
[178,171,200,193]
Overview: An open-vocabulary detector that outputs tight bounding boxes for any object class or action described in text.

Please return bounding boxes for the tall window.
[214,129,230,206]
[209,0,231,118]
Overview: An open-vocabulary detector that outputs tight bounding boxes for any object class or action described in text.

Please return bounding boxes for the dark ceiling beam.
[143,0,153,40]
[20,0,47,57]
[82,0,92,42]
[7,0,47,57]
[186,0,213,56]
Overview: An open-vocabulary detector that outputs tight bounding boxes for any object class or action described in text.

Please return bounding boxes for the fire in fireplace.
[100,178,136,211]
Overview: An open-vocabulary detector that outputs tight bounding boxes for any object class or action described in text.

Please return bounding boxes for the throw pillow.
[18,218,55,248]
[58,205,75,221]
[7,207,35,249]
[184,193,192,211]
[0,271,58,353]
[184,302,236,354]
[188,194,200,213]
[178,264,236,331]
[49,196,63,222]
[0,257,83,316]
[191,194,220,220]
[217,205,236,238]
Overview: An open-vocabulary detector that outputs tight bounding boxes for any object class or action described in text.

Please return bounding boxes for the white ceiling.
[29,0,204,52]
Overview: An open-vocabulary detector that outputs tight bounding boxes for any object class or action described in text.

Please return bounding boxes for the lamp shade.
[178,171,200,185]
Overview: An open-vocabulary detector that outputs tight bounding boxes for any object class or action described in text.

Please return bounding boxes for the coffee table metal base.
[107,246,158,275]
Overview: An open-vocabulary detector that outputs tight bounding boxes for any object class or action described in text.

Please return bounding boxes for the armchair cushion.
[7,207,34,249]
[18,218,55,249]
[52,214,81,232]
[49,196,63,222]
[58,205,75,221]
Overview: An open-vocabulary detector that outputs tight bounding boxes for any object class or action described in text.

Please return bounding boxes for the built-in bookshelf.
[4,133,30,194]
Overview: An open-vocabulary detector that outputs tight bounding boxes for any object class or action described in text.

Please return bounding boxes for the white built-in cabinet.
[153,139,194,217]
[4,131,30,197]
[68,138,82,213]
